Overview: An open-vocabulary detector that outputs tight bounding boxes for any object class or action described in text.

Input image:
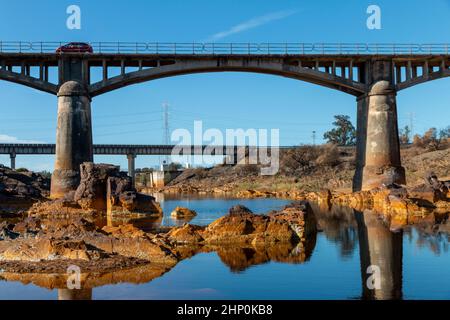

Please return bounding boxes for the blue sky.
[0,0,450,171]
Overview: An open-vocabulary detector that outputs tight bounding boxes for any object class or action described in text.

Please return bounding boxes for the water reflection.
[58,289,92,300]
[0,196,448,300]
[312,203,358,259]
[355,210,403,300]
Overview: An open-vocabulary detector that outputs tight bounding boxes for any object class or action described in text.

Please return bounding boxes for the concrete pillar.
[50,81,93,199]
[353,95,369,191]
[353,60,405,191]
[9,152,16,170]
[127,153,136,186]
[355,210,403,300]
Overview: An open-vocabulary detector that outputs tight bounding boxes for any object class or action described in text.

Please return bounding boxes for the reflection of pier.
[58,289,92,300]
[355,210,403,300]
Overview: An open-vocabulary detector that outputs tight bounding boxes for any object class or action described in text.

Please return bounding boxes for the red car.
[56,42,93,53]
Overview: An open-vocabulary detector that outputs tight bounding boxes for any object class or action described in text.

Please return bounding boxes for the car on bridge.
[56,42,93,53]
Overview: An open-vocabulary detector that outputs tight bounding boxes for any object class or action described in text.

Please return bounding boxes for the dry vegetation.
[165,139,450,194]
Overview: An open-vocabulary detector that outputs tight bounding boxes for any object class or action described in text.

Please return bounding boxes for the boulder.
[409,172,449,204]
[167,224,205,244]
[170,206,197,218]
[201,202,316,245]
[74,163,120,210]
[0,165,50,202]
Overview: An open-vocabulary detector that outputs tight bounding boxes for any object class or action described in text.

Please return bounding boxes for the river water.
[0,194,449,300]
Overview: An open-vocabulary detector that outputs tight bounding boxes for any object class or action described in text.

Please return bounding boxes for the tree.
[399,125,411,144]
[323,115,356,146]
[439,126,450,140]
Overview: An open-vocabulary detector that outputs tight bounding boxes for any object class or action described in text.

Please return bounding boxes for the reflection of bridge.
[1,42,449,198]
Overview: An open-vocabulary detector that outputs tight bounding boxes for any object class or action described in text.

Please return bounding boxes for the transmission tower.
[312,130,316,145]
[162,102,170,165]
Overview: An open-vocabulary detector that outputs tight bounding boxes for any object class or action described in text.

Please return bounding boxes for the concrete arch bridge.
[1,42,449,197]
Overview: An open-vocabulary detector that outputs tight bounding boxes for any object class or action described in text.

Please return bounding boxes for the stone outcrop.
[74,163,119,210]
[170,206,197,219]
[29,162,162,217]
[0,217,178,269]
[0,165,50,204]
[167,202,317,246]
[409,172,450,204]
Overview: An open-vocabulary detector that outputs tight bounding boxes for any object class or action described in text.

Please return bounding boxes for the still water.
[0,195,449,300]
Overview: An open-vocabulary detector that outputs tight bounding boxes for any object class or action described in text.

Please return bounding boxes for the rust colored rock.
[102,224,146,238]
[202,202,316,245]
[74,163,120,210]
[107,176,162,216]
[170,207,197,219]
[27,199,97,217]
[167,224,205,244]
[0,238,104,262]
[409,172,449,204]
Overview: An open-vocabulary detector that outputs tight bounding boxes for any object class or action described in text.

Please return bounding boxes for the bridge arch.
[0,68,58,95]
[88,58,367,97]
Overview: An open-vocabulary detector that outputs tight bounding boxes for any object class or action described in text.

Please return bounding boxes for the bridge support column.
[50,81,93,199]
[9,152,16,170]
[127,153,136,186]
[353,61,405,191]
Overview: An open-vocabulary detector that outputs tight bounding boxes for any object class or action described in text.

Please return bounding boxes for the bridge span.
[1,42,449,198]
[0,143,292,180]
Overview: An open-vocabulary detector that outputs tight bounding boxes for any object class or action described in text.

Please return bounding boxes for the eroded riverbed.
[0,195,449,300]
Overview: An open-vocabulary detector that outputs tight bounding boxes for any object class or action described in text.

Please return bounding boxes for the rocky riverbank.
[0,202,316,279]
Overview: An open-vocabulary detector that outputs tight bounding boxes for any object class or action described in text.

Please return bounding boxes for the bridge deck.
[0,144,293,156]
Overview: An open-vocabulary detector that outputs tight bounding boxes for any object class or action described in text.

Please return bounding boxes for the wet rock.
[332,190,373,210]
[236,190,275,198]
[202,201,316,245]
[170,206,197,219]
[167,224,205,244]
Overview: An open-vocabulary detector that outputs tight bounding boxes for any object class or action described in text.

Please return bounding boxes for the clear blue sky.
[0,0,449,171]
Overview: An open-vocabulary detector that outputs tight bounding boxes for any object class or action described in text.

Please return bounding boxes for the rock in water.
[170,206,197,218]
[201,201,316,245]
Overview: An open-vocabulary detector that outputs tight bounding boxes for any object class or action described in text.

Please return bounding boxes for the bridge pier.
[353,61,406,191]
[50,81,93,199]
[127,153,136,186]
[9,152,16,170]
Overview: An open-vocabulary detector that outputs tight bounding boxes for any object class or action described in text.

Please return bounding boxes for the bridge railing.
[1,42,450,55]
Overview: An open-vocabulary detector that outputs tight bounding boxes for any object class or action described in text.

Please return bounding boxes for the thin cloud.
[206,9,297,41]
[0,134,44,144]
